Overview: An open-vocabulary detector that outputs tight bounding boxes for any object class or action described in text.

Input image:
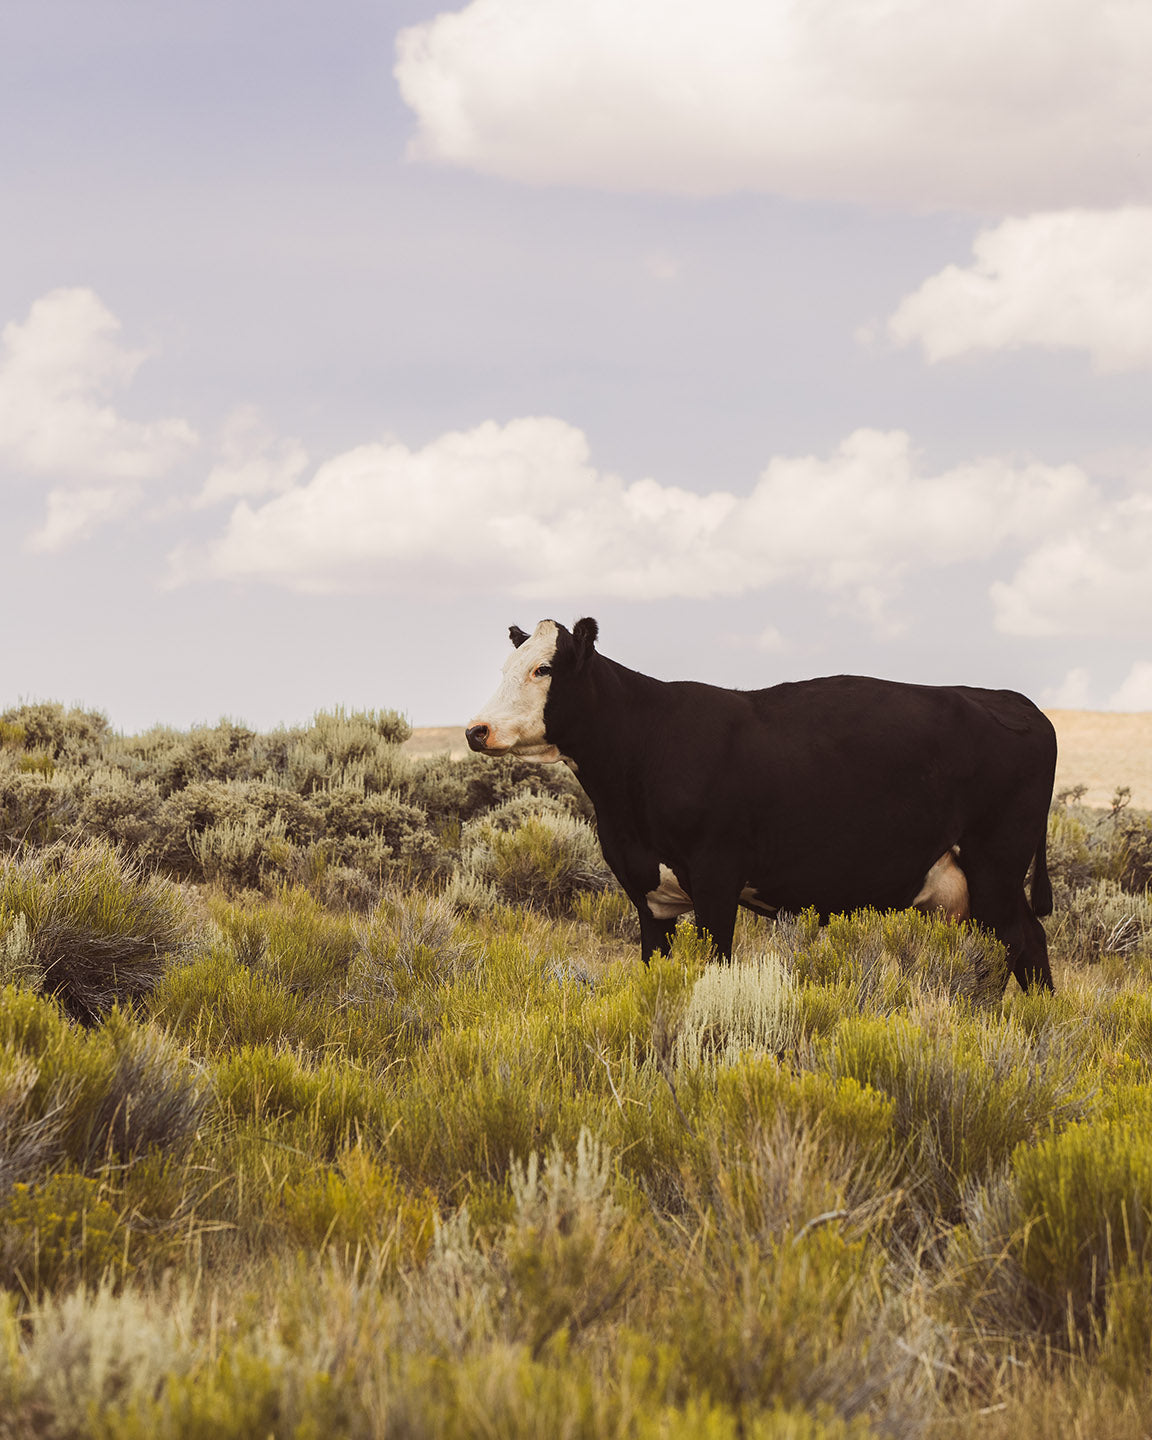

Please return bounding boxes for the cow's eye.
[534,664,552,678]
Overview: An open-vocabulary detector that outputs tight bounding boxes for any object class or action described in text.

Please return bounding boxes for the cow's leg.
[1018,901,1054,992]
[689,892,739,962]
[963,849,1054,993]
[638,908,677,965]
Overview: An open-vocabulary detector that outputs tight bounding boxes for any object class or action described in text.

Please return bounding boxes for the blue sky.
[2,1,1150,730]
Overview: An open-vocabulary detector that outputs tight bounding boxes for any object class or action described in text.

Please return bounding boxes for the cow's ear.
[572,617,599,655]
[509,625,530,649]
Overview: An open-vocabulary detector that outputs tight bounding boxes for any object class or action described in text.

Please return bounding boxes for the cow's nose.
[465,724,491,752]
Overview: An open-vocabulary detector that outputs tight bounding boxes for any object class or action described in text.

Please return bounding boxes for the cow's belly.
[646,852,969,924]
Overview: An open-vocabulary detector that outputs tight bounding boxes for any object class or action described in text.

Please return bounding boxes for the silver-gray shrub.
[453,797,614,916]
[0,702,110,764]
[0,761,82,851]
[348,890,478,1004]
[1048,798,1152,895]
[675,939,800,1069]
[0,1055,66,1194]
[0,840,196,1021]
[1047,877,1152,965]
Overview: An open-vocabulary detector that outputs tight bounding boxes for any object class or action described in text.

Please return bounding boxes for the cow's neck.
[546,654,665,803]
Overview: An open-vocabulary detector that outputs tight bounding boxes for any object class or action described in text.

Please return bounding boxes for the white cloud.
[0,288,196,480]
[1043,667,1094,709]
[197,406,309,508]
[0,288,197,548]
[25,486,139,555]
[396,0,1152,210]
[1044,661,1152,712]
[888,208,1152,370]
[991,488,1152,637]
[177,417,1094,619]
[1109,661,1152,711]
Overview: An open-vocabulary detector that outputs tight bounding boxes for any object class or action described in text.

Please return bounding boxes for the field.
[2,700,1152,1438]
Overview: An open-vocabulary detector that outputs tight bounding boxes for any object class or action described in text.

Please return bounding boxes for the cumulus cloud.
[196,406,309,508]
[0,288,197,549]
[888,208,1152,370]
[395,0,1152,210]
[1043,667,1094,709]
[991,486,1152,637]
[1109,661,1152,711]
[24,486,140,554]
[176,417,1093,619]
[1045,661,1152,712]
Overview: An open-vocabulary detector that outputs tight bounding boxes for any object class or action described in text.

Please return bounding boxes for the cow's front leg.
[638,908,677,965]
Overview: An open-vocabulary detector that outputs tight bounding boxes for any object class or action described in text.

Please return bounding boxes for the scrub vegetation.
[1,700,1152,1437]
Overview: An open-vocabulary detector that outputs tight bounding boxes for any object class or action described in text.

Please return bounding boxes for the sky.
[2,0,1151,732]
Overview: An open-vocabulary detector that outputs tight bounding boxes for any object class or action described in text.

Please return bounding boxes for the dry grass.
[1047,710,1152,809]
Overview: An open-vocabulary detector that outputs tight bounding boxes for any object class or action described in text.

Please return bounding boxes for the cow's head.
[465,617,598,761]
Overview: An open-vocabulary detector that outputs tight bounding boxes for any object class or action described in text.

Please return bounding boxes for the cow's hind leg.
[1018,902,1054,992]
[964,850,1054,993]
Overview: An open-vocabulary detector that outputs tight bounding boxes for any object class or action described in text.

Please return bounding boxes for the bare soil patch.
[1046,710,1152,809]
[403,726,469,761]
[406,710,1152,809]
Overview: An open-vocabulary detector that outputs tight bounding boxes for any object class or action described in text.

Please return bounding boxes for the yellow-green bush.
[0,988,207,1183]
[813,1008,1086,1219]
[0,1172,126,1295]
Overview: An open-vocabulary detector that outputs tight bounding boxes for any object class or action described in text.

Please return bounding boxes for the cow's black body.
[480,620,1058,992]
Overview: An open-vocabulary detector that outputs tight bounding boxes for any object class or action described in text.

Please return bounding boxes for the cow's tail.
[1031,833,1054,918]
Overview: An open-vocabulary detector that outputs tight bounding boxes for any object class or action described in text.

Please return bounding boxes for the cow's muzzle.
[465,724,491,753]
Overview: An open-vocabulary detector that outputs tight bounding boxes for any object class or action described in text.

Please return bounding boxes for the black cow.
[465,618,1057,992]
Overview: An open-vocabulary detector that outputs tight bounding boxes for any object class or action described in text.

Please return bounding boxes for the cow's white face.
[465,620,563,762]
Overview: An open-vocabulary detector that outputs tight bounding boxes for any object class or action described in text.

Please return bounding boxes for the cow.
[465,618,1057,992]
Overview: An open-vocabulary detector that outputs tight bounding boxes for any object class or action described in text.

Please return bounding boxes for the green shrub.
[190,813,298,889]
[1014,1120,1152,1332]
[347,890,478,1008]
[502,1130,644,1358]
[311,785,441,878]
[1048,799,1152,895]
[782,908,1009,1010]
[73,768,165,853]
[148,720,262,796]
[704,1061,896,1187]
[281,1144,437,1267]
[0,840,195,1021]
[0,987,207,1179]
[306,705,412,757]
[654,1202,906,1426]
[0,767,78,850]
[212,1045,392,1156]
[456,800,613,916]
[0,1052,64,1193]
[0,1172,127,1295]
[0,703,109,762]
[212,887,361,992]
[148,947,328,1055]
[811,1008,1085,1220]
